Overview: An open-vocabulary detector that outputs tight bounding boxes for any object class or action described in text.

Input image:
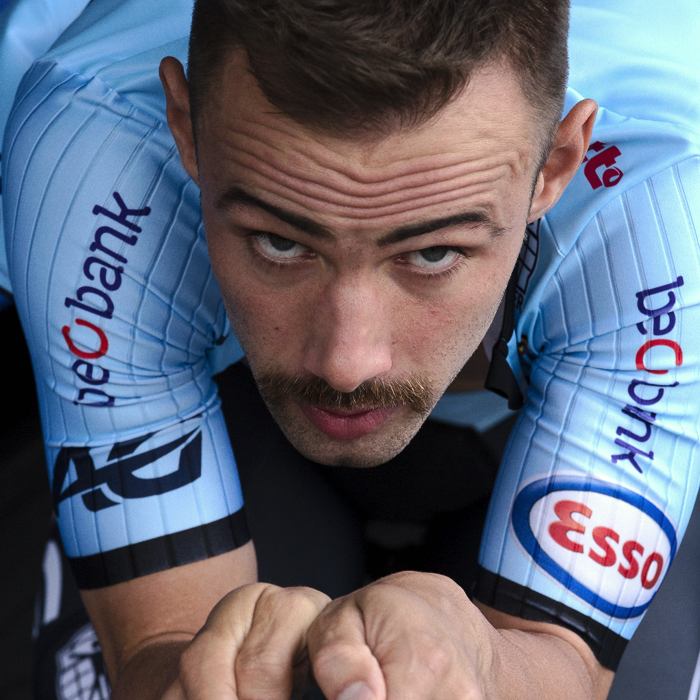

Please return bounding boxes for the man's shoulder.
[569,0,700,135]
[550,0,700,267]
[37,0,193,122]
[543,90,700,270]
[510,96,700,365]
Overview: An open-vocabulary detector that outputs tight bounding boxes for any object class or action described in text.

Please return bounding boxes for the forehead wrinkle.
[232,159,512,216]
[231,178,503,232]
[224,121,527,195]
[306,180,503,219]
[227,119,477,184]
[293,190,499,228]
[224,141,516,213]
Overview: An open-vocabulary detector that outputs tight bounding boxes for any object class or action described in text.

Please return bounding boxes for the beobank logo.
[512,476,677,619]
[61,191,151,407]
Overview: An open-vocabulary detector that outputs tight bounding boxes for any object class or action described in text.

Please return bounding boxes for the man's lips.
[299,404,398,440]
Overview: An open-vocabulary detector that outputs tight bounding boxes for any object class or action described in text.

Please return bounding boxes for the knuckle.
[449,681,484,700]
[420,639,452,680]
[384,570,462,595]
[259,585,329,619]
[290,585,332,607]
[225,582,280,606]
[209,582,280,626]
[311,641,358,675]
[268,586,310,606]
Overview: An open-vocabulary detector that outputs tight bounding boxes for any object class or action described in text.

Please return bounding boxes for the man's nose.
[302,279,393,393]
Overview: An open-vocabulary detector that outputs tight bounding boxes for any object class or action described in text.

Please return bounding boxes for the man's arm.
[81,544,257,698]
[1,30,272,699]
[476,603,614,700]
[82,543,334,700]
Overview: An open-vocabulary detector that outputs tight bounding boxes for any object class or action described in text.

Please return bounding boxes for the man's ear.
[160,56,200,186]
[528,98,598,223]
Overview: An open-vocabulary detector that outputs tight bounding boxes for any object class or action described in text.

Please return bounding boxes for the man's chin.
[290,431,420,468]
[269,403,429,468]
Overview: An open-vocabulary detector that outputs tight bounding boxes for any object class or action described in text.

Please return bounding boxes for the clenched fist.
[165,583,330,700]
[308,572,490,700]
[156,570,610,700]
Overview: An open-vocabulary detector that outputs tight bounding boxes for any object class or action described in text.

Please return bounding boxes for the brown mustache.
[257,372,435,414]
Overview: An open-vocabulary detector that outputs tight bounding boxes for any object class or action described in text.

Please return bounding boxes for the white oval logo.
[512,476,677,618]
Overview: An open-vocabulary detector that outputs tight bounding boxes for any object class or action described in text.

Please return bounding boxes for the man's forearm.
[108,580,330,700]
[110,638,191,700]
[479,606,615,700]
[80,544,259,699]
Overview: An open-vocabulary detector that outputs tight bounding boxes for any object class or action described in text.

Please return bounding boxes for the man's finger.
[174,583,275,700]
[308,598,386,700]
[235,586,331,700]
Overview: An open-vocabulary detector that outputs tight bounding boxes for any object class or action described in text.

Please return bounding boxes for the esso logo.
[512,476,677,619]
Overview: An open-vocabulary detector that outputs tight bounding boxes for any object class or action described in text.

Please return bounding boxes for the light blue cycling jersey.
[3,0,700,670]
[0,0,92,293]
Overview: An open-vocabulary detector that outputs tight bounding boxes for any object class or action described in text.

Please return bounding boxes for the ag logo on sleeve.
[511,476,677,618]
[53,415,203,512]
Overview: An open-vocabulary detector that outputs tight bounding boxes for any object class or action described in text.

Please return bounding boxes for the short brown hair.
[188,0,569,153]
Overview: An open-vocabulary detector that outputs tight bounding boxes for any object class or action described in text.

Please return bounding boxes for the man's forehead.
[195,50,542,234]
[203,48,540,179]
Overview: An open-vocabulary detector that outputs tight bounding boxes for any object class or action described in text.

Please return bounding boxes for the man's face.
[192,52,541,467]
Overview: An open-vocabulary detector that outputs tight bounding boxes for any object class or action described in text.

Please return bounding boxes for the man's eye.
[403,246,462,270]
[256,232,309,259]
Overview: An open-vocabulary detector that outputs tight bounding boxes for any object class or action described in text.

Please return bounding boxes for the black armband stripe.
[473,565,628,670]
[70,508,250,589]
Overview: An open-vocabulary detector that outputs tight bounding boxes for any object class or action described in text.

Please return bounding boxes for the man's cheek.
[396,302,468,358]
[224,289,305,361]
[414,306,490,381]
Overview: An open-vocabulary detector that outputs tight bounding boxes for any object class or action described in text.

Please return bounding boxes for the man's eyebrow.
[217,186,505,245]
[216,186,333,240]
[377,211,505,247]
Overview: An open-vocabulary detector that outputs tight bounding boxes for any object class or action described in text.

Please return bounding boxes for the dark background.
[1,297,54,700]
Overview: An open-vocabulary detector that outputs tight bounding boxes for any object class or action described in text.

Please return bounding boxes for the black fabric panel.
[484,263,524,411]
[69,508,250,589]
[484,337,524,411]
[473,566,628,670]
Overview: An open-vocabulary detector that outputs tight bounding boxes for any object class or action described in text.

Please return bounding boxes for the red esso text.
[529,489,671,608]
[548,500,663,589]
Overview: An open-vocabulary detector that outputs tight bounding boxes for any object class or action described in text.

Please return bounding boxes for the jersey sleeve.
[3,57,249,589]
[475,154,700,670]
